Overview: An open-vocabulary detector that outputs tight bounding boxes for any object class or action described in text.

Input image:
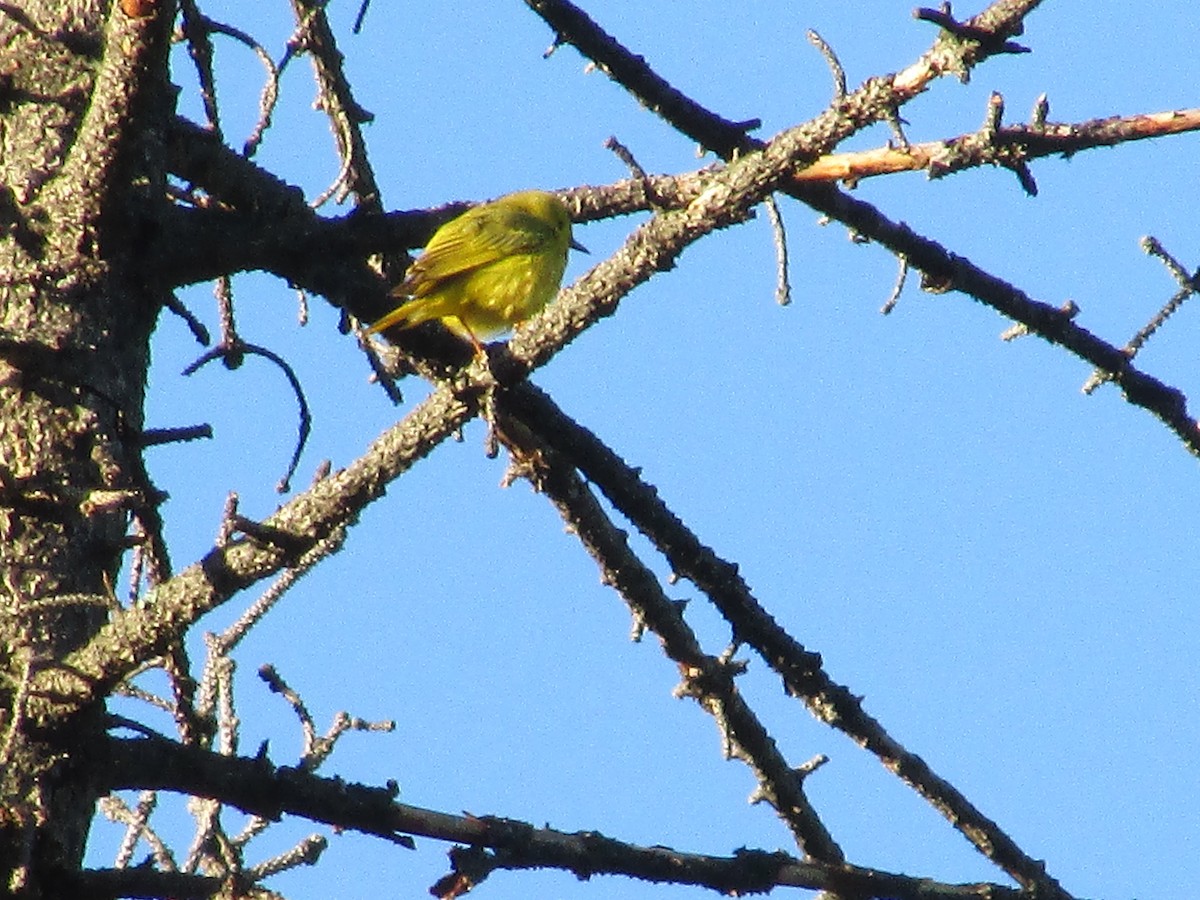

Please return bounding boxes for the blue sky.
[93,2,1200,898]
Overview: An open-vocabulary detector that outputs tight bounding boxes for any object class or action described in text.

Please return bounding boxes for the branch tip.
[806,29,846,101]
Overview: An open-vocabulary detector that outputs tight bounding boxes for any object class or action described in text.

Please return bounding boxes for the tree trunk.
[0,2,168,893]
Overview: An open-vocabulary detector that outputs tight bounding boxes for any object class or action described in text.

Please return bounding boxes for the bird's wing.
[401,205,555,295]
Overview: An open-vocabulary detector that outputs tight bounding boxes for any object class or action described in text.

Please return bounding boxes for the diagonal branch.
[526,0,760,158]
[494,397,843,863]
[500,381,1071,897]
[527,0,1044,156]
[798,184,1200,455]
[28,378,485,726]
[521,0,1200,457]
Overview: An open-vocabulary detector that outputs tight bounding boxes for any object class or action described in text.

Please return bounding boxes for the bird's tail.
[366,298,422,334]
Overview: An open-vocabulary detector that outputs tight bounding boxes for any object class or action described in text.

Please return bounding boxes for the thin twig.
[183,341,313,493]
[762,195,791,306]
[139,424,213,446]
[881,254,909,314]
[212,525,347,658]
[1083,238,1199,394]
[288,0,379,209]
[913,6,1031,54]
[806,30,846,100]
[178,0,222,137]
[604,135,647,179]
[162,292,211,345]
[351,0,371,34]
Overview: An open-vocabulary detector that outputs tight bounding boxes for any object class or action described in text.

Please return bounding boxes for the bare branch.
[790,107,1200,185]
[49,0,172,224]
[287,0,381,210]
[182,340,313,493]
[800,185,1200,456]
[138,424,212,447]
[913,5,1031,55]
[161,291,211,344]
[806,29,846,101]
[526,0,761,158]
[96,737,1024,900]
[496,399,844,861]
[497,381,1073,898]
[177,0,222,136]
[762,195,792,306]
[1083,238,1199,394]
[530,0,1044,154]
[58,867,220,899]
[604,134,649,180]
[30,375,482,725]
[881,254,909,314]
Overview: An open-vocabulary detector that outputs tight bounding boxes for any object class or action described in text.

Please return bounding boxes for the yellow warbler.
[369,190,587,347]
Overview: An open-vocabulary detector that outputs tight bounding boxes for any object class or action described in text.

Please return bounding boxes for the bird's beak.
[570,238,589,253]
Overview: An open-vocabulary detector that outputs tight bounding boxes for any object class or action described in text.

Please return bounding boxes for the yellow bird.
[369,190,587,348]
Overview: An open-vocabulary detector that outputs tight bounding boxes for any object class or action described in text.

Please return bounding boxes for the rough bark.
[0,1,169,893]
